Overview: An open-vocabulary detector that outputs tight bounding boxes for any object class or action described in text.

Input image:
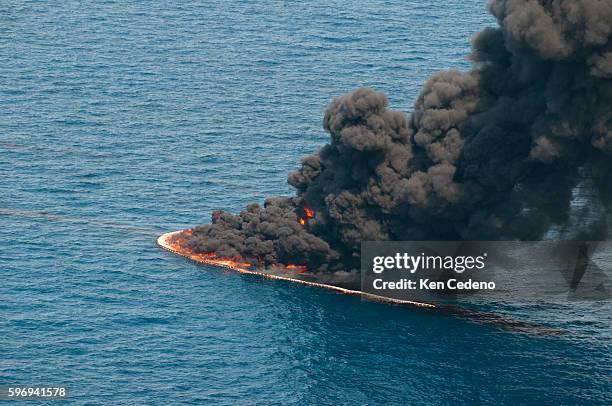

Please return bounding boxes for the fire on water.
[157,230,435,308]
[157,230,569,335]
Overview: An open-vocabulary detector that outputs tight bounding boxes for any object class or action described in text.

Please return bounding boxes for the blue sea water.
[1,1,611,404]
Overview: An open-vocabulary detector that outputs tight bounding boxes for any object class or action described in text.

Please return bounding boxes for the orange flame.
[167,230,308,273]
[304,206,315,218]
[286,264,307,273]
[297,205,315,226]
[158,230,434,309]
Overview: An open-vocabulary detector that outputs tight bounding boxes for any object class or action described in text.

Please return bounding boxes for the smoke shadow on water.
[212,268,609,405]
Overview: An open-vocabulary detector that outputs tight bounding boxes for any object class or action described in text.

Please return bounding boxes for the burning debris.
[159,232,567,334]
[158,231,432,307]
[182,0,612,273]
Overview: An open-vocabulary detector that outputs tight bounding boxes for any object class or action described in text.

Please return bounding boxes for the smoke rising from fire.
[183,0,612,272]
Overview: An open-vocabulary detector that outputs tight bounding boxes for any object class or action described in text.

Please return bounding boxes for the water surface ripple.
[1,1,610,404]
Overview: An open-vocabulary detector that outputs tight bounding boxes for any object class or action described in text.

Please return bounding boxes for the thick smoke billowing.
[185,0,612,272]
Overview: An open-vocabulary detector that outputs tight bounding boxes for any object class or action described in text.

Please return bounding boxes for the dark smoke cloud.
[184,0,612,272]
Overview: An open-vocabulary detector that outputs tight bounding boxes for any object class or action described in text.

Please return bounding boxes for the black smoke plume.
[184,0,612,272]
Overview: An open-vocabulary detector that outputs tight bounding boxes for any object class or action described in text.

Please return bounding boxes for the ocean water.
[1,1,610,404]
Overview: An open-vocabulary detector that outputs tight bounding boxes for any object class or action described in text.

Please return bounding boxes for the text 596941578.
[0,386,68,400]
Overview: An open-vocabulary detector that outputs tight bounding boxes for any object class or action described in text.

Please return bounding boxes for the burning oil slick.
[183,0,612,274]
